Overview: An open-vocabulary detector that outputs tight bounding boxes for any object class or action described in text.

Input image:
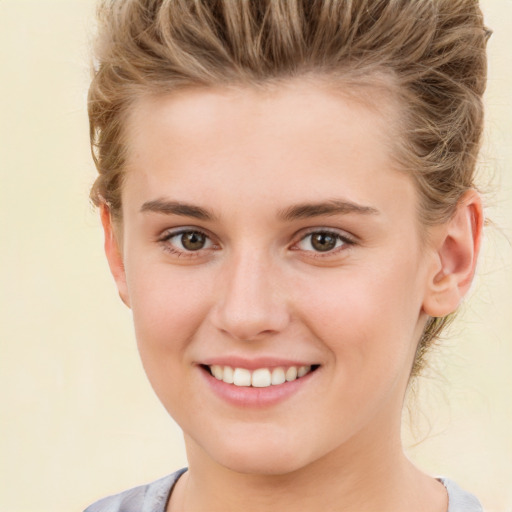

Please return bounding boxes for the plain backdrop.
[0,1,511,511]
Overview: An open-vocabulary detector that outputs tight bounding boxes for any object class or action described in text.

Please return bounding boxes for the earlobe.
[422,189,483,318]
[100,204,131,308]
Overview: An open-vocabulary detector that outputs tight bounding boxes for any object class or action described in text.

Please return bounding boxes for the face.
[109,81,438,475]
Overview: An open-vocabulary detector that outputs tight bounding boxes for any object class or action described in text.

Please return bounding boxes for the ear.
[422,189,483,318]
[100,204,131,308]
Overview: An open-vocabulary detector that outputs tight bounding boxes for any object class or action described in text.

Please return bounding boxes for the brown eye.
[180,231,207,251]
[310,232,337,252]
[161,229,213,254]
[295,230,352,254]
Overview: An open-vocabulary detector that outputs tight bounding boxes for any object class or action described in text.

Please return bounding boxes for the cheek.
[126,247,214,328]
[124,262,213,394]
[293,259,424,375]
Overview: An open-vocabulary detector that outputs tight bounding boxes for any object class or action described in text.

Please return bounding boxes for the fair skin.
[101,79,482,512]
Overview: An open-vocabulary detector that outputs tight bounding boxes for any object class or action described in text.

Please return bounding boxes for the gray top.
[83,468,483,512]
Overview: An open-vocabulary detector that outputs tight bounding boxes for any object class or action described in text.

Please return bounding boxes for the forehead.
[126,78,398,150]
[122,79,415,223]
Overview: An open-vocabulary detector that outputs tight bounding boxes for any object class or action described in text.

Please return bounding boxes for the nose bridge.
[213,247,289,340]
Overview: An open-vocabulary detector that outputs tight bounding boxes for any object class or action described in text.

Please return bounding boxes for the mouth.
[201,364,320,388]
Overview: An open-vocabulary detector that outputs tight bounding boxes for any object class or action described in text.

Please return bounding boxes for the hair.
[88,0,490,377]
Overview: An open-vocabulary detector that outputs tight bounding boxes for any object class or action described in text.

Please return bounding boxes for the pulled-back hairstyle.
[88,0,490,377]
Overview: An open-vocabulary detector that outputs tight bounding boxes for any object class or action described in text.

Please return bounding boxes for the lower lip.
[199,366,318,408]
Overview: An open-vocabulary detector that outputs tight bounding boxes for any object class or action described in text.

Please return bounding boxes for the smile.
[206,364,316,388]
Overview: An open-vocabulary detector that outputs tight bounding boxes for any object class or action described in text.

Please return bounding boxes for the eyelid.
[296,226,357,242]
[158,225,215,241]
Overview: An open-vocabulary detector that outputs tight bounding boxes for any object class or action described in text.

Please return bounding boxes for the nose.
[210,250,291,341]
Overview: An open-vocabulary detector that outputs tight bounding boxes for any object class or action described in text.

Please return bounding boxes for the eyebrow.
[278,199,379,221]
[140,198,379,222]
[140,199,215,221]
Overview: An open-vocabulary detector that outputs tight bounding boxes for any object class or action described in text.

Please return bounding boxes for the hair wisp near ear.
[100,203,131,308]
[422,190,483,318]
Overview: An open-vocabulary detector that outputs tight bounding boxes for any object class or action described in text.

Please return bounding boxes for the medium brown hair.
[88,0,490,376]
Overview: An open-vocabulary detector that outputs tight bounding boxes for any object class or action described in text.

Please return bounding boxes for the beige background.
[0,1,510,511]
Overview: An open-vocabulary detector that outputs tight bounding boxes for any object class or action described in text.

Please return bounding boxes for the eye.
[295,230,352,253]
[160,229,214,253]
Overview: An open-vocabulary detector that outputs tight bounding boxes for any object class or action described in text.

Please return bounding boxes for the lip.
[198,359,320,408]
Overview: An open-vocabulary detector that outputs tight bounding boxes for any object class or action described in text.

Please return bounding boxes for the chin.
[196,428,322,477]
[221,452,309,476]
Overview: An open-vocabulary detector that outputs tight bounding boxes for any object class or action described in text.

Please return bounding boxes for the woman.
[85,1,489,510]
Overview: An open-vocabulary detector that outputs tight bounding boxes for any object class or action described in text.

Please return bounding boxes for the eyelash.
[157,228,356,259]
[158,229,217,259]
[291,229,356,258]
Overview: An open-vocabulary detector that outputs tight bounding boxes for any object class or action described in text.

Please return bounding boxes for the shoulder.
[438,478,483,512]
[83,468,187,512]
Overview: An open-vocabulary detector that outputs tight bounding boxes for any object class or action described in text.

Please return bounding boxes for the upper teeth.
[209,365,312,387]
